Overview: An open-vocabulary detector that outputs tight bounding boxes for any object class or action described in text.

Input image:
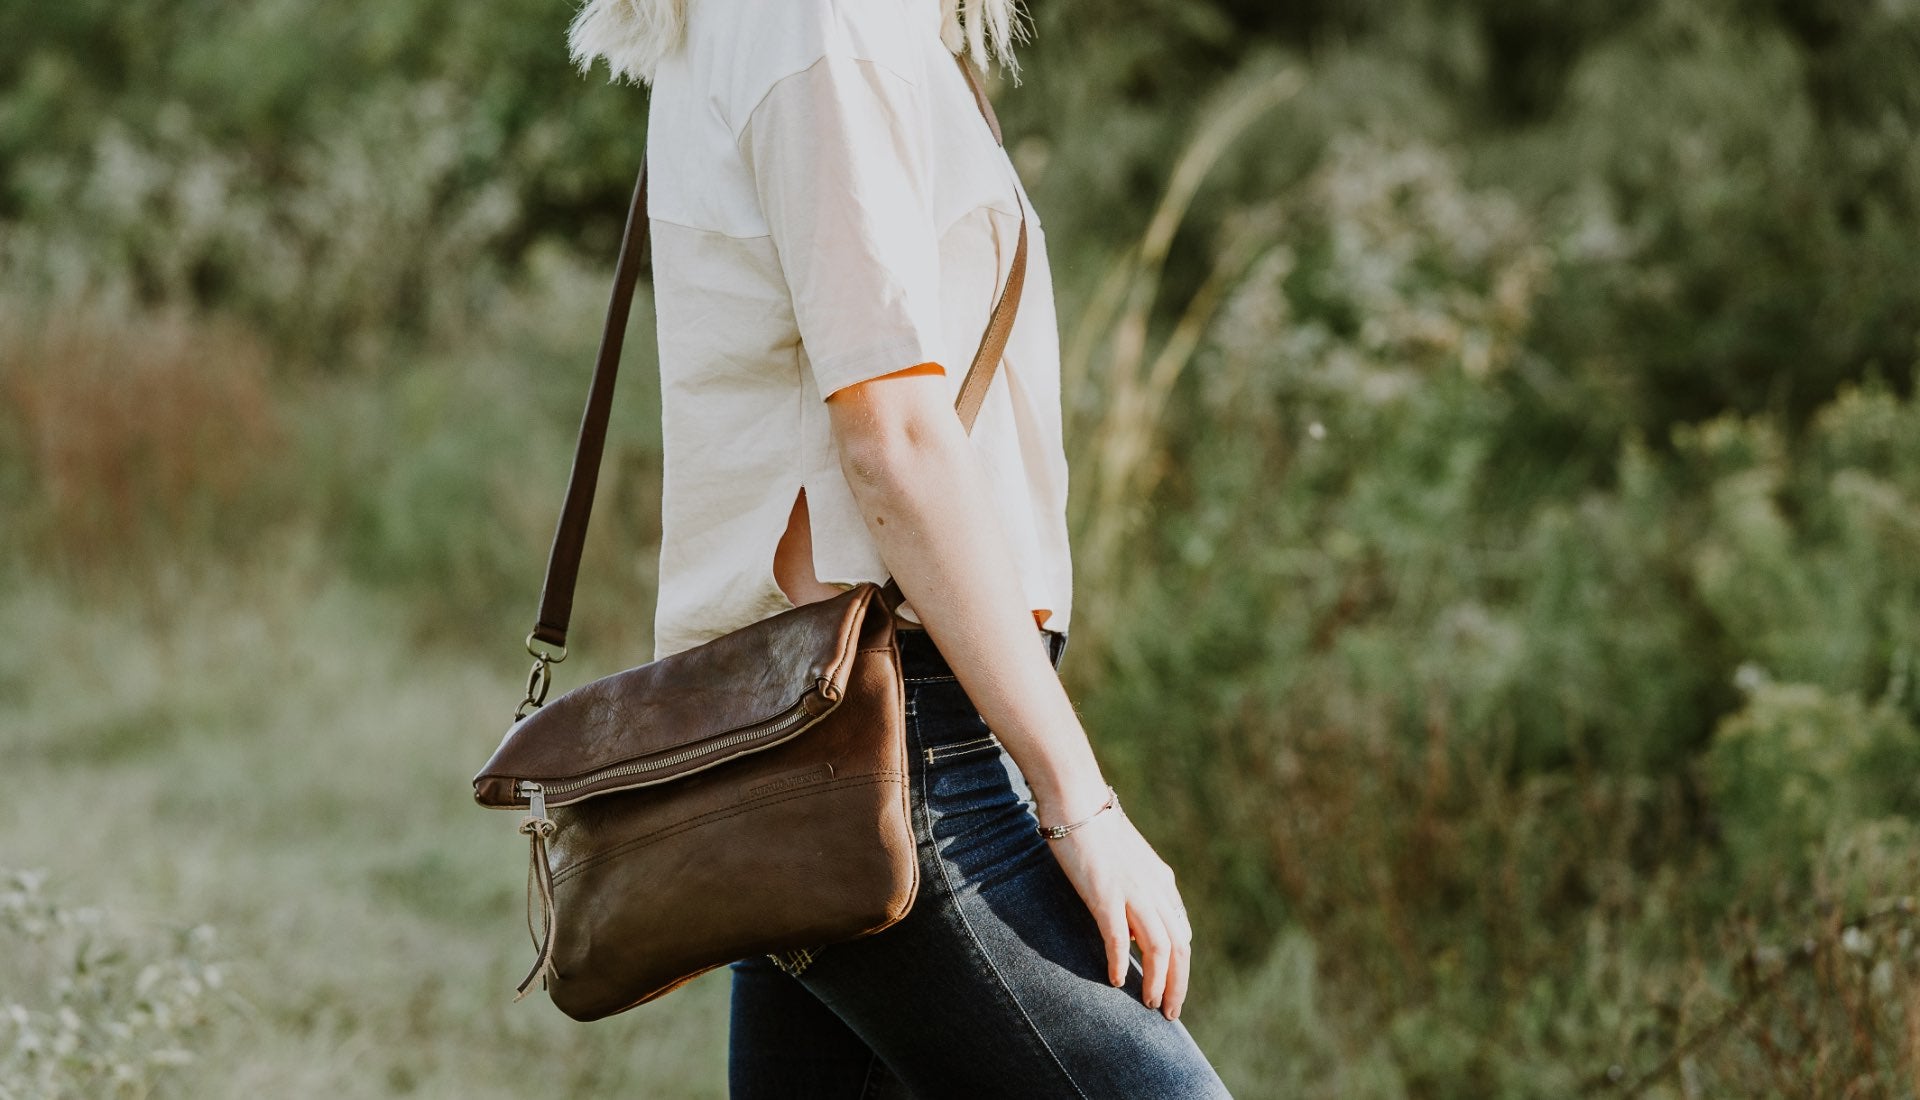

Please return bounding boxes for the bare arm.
[826,365,1196,1020]
[828,370,1103,817]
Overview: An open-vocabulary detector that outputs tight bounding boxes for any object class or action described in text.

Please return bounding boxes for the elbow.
[828,382,958,494]
[836,411,945,493]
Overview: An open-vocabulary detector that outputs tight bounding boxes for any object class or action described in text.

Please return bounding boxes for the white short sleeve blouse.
[643,0,1072,660]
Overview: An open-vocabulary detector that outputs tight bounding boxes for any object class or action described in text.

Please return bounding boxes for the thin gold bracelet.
[1037,784,1121,840]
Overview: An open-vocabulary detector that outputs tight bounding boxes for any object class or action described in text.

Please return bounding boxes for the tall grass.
[1063,63,1305,611]
[1050,59,1920,1098]
[1,307,282,571]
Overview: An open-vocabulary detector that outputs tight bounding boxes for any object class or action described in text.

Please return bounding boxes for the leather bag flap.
[473,584,881,809]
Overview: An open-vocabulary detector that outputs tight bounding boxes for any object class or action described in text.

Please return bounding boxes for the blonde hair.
[567,0,1029,87]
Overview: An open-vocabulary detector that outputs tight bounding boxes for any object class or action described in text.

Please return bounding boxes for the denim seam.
[924,733,1000,763]
[914,688,1091,1100]
[856,1050,886,1100]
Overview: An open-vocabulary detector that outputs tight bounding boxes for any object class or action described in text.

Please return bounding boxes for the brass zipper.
[517,694,823,806]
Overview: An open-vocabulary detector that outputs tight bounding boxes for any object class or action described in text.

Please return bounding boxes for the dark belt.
[895,622,1068,673]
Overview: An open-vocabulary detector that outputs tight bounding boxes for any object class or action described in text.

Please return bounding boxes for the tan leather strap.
[532,51,1028,649]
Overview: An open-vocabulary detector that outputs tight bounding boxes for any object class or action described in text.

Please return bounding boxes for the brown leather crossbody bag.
[471,54,1028,1022]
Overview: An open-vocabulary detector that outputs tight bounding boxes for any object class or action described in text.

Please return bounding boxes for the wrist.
[1030,770,1114,831]
[1036,783,1120,838]
[996,698,1103,814]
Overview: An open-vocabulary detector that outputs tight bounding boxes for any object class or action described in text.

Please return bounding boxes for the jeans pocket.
[923,732,1002,765]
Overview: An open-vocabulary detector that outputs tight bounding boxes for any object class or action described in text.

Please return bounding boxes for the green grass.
[0,547,735,1098]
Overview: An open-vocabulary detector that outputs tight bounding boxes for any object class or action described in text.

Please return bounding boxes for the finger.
[1097,904,1130,988]
[1166,898,1193,945]
[1165,895,1194,957]
[1163,906,1192,1020]
[1129,897,1171,1010]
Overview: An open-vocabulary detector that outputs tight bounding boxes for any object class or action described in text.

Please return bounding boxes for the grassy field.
[0,552,740,1097]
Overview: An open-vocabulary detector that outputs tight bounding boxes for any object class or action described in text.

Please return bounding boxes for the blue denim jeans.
[727,625,1234,1098]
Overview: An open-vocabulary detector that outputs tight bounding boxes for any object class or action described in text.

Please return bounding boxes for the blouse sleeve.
[737,52,945,401]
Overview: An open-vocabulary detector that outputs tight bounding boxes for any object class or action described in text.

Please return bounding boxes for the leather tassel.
[515,815,559,1000]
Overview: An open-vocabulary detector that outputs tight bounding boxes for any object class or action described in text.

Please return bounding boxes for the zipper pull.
[519,781,547,823]
[514,779,558,1000]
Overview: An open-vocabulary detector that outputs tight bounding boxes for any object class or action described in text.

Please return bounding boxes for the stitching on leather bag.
[554,771,904,883]
[819,590,869,690]
[552,772,908,886]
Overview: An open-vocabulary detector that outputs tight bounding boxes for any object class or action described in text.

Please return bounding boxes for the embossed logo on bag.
[747,763,835,798]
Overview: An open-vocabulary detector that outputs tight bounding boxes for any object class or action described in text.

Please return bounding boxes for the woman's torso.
[644,0,1073,660]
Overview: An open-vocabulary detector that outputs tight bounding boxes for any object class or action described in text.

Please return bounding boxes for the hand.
[1041,796,1193,1020]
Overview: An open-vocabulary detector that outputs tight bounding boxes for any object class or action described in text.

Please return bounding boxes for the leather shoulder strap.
[531,50,1028,650]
